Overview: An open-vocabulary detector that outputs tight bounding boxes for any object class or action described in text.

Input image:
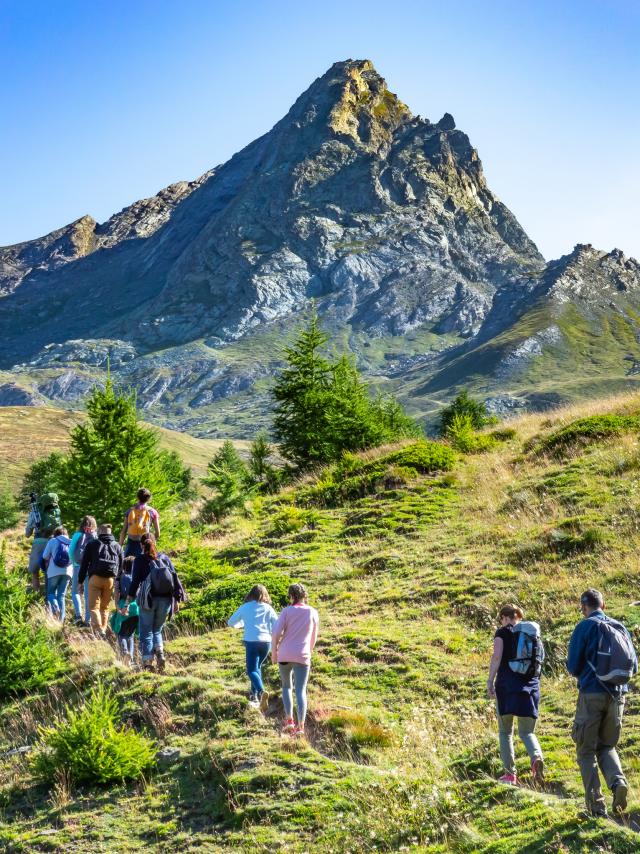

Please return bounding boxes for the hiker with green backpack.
[567,588,638,817]
[25,492,62,592]
[42,525,72,621]
[487,604,545,786]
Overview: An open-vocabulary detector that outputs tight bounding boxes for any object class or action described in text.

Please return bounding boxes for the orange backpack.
[127,505,151,539]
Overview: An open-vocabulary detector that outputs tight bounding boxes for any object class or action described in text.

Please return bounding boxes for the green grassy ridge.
[3,405,640,850]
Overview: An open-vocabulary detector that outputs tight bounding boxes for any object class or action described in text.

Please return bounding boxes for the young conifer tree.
[62,380,188,526]
[272,307,335,467]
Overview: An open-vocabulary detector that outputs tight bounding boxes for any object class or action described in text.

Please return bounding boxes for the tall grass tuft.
[32,684,156,785]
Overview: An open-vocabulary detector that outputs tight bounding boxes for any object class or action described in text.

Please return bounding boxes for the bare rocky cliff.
[1,59,639,433]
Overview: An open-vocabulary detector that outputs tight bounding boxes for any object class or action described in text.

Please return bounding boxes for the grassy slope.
[0,406,249,489]
[3,396,640,851]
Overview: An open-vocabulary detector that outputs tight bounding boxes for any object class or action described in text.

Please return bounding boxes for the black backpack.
[149,557,174,597]
[95,541,120,577]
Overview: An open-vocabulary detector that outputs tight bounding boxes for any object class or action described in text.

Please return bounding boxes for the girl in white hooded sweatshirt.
[228,584,278,711]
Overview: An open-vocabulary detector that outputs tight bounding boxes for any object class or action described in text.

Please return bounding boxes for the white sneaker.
[248,697,260,709]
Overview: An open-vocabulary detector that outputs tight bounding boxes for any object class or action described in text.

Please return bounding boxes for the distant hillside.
[0,406,247,491]
[1,59,639,436]
[2,393,640,851]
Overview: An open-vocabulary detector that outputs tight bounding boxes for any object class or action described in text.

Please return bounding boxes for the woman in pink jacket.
[271,583,319,736]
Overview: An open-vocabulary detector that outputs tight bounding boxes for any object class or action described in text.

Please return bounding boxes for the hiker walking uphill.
[78,524,124,637]
[69,516,97,626]
[119,488,160,558]
[125,533,185,672]
[42,525,72,622]
[567,588,638,817]
[228,584,279,711]
[487,604,545,786]
[272,583,319,736]
[24,492,62,592]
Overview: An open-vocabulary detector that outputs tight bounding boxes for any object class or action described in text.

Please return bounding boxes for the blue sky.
[1,0,639,260]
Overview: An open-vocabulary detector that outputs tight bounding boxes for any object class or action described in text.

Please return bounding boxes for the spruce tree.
[202,440,253,520]
[272,307,334,467]
[272,309,422,469]
[61,380,189,527]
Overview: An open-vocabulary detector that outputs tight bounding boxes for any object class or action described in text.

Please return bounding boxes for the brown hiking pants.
[571,691,626,813]
[88,575,114,632]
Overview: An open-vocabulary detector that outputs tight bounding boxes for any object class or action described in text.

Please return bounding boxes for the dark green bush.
[32,684,156,785]
[0,567,66,698]
[178,570,293,627]
[439,391,491,436]
[0,485,19,530]
[538,414,640,455]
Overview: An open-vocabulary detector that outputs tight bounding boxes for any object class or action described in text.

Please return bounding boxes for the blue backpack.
[53,538,71,568]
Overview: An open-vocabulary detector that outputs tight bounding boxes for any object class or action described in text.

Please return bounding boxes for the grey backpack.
[588,617,637,686]
[508,621,545,679]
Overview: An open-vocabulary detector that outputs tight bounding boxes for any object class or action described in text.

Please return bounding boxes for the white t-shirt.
[42,535,73,578]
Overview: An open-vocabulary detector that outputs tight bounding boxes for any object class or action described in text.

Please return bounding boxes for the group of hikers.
[24,488,319,731]
[23,491,639,810]
[25,488,184,670]
[487,591,638,818]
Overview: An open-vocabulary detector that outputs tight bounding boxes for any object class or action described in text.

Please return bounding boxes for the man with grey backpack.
[567,588,638,817]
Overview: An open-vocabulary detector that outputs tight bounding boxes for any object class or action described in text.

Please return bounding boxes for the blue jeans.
[244,641,270,697]
[47,574,70,622]
[138,598,172,661]
[118,634,135,657]
[71,564,90,620]
[279,662,311,725]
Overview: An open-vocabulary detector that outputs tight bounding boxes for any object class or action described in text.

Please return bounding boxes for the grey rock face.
[0,59,639,428]
[0,383,42,406]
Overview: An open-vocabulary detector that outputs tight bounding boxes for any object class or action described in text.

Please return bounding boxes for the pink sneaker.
[294,724,305,738]
[498,773,518,786]
[281,718,295,735]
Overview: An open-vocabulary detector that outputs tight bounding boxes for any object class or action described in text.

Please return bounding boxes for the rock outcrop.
[1,59,639,432]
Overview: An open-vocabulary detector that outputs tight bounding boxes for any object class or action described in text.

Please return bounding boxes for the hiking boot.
[142,660,155,672]
[74,617,85,627]
[281,718,296,735]
[154,651,166,673]
[613,782,628,813]
[259,691,269,714]
[498,773,518,786]
[581,807,608,819]
[531,757,545,785]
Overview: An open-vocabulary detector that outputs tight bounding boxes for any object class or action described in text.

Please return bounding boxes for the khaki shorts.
[28,538,48,574]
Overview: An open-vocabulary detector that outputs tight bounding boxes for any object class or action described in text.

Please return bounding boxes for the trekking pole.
[29,492,41,527]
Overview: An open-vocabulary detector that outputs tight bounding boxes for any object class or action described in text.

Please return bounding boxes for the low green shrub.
[299,442,455,507]
[384,442,456,473]
[537,414,640,455]
[445,413,495,454]
[32,684,156,785]
[0,568,66,698]
[325,710,392,749]
[490,426,518,442]
[267,506,319,536]
[178,570,293,627]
